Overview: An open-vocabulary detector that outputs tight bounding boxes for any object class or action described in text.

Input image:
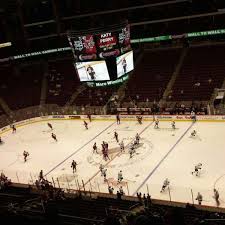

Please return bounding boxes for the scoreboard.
[68,24,131,61]
[68,23,133,83]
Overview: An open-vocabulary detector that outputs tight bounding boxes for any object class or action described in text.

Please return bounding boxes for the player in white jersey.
[154,119,159,129]
[135,133,140,144]
[118,170,123,183]
[160,178,170,193]
[102,168,107,182]
[196,192,203,205]
[191,111,196,122]
[119,140,125,152]
[171,121,175,129]
[108,186,114,194]
[119,186,124,195]
[99,164,104,175]
[192,163,202,176]
[129,144,135,158]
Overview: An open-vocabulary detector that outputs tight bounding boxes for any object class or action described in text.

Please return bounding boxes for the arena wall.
[1,114,225,135]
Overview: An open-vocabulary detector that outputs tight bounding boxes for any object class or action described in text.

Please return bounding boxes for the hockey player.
[108,186,114,194]
[12,125,16,133]
[114,131,119,143]
[154,119,159,129]
[160,178,170,193]
[51,133,57,142]
[136,116,143,125]
[102,141,109,161]
[196,192,203,205]
[93,142,97,153]
[129,144,135,158]
[39,170,44,180]
[118,170,123,183]
[192,163,202,176]
[102,168,107,182]
[103,148,110,161]
[171,121,176,129]
[116,114,120,125]
[23,151,29,162]
[71,160,77,173]
[191,110,196,122]
[47,122,53,130]
[133,139,138,147]
[191,130,197,137]
[99,164,104,175]
[119,186,124,195]
[84,120,88,130]
[135,133,140,145]
[120,140,125,152]
[213,188,220,206]
[87,114,92,122]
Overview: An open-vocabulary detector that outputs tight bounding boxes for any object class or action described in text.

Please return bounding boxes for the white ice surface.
[1,119,225,207]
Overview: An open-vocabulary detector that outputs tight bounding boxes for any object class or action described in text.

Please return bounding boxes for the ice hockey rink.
[1,117,225,208]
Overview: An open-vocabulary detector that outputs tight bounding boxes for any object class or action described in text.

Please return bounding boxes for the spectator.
[213,189,220,207]
[143,194,147,208]
[194,82,200,87]
[0,172,11,190]
[147,194,152,207]
[117,191,122,200]
[137,192,142,205]
[208,77,212,84]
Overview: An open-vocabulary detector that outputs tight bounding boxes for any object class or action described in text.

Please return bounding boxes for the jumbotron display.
[116,50,134,78]
[75,61,110,81]
[68,23,132,83]
[68,24,131,61]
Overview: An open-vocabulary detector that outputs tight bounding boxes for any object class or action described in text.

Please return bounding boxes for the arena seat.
[171,45,225,101]
[46,59,80,106]
[75,85,120,106]
[0,63,42,110]
[123,49,181,104]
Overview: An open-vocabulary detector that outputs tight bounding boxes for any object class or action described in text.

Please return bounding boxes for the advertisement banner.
[96,32,120,58]
[69,35,97,61]
[68,115,81,119]
[118,25,131,53]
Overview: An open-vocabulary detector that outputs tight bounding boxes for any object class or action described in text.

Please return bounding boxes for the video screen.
[116,50,134,78]
[75,60,110,81]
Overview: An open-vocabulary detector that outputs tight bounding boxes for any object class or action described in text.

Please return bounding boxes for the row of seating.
[46,59,80,106]
[0,63,42,110]
[1,185,225,225]
[123,49,181,103]
[171,45,225,101]
[0,45,225,112]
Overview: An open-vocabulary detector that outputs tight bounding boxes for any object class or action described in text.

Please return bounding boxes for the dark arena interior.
[1,0,225,225]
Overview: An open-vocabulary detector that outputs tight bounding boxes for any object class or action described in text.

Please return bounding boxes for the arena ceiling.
[0,0,225,57]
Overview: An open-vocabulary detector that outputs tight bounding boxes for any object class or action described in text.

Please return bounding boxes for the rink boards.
[1,114,225,135]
